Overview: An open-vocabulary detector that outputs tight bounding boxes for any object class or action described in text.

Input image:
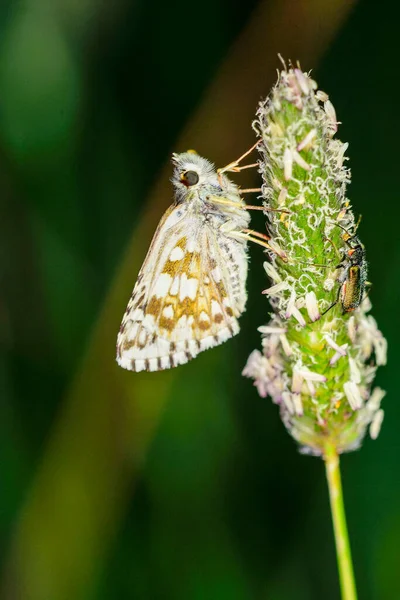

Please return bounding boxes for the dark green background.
[2,0,399,598]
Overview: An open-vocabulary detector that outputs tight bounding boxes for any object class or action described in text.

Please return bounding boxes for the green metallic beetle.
[337,233,368,312]
[322,224,369,316]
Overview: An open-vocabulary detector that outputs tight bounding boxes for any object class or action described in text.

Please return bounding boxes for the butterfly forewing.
[117,224,245,371]
[116,151,250,372]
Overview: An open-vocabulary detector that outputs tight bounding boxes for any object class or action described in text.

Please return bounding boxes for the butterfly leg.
[224,224,288,262]
[238,188,292,214]
[217,141,260,179]
[208,194,290,215]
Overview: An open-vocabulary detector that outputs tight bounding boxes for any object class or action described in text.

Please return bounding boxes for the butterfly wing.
[116,205,248,372]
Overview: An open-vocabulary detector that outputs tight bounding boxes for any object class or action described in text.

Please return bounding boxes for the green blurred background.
[1,0,399,598]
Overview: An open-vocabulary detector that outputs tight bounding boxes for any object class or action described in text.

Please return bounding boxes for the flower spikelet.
[243,63,387,455]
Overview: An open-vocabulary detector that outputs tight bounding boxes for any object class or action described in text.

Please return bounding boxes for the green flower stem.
[324,443,358,600]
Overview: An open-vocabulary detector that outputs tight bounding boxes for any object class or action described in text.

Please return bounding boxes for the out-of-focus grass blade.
[2,0,358,598]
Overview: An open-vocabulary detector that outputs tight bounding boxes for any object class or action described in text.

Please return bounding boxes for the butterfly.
[116,149,280,372]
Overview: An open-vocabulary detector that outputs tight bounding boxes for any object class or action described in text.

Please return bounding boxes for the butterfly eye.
[181,170,200,186]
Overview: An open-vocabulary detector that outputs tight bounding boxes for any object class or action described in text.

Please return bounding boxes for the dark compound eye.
[181,170,199,186]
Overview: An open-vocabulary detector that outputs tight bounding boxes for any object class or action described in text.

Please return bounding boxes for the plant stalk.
[324,444,358,600]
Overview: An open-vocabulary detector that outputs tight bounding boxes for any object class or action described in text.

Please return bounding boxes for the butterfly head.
[171,151,223,197]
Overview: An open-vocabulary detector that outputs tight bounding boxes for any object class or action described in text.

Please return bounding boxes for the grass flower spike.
[243,61,388,600]
[244,63,387,457]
